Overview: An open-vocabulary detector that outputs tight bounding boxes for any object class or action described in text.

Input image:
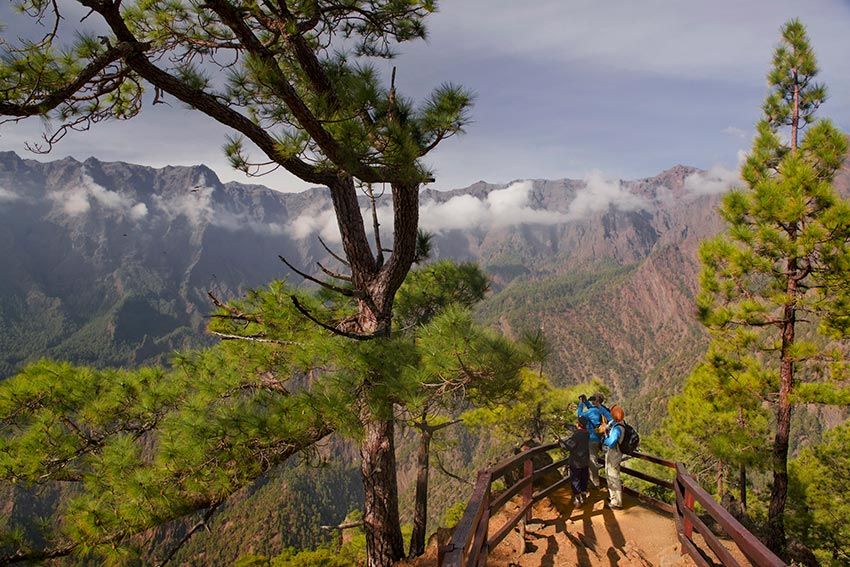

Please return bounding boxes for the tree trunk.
[790,76,799,151]
[409,425,431,558]
[716,462,725,496]
[329,178,421,566]
[361,415,405,567]
[767,266,797,557]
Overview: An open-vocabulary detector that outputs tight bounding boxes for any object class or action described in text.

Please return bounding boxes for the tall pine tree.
[697,19,850,555]
[0,2,472,565]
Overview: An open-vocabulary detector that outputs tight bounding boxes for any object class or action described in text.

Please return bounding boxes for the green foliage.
[697,21,850,392]
[394,260,488,329]
[0,261,529,561]
[787,423,850,565]
[441,501,467,529]
[661,361,770,489]
[462,369,606,442]
[0,339,336,561]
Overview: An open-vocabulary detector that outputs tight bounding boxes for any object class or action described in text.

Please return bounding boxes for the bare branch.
[316,261,352,282]
[207,291,268,326]
[157,501,224,567]
[317,235,350,267]
[209,331,299,345]
[290,296,379,341]
[278,255,361,298]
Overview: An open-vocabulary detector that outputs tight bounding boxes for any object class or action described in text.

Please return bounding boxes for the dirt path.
[484,485,694,567]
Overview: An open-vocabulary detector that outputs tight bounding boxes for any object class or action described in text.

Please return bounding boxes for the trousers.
[605,445,624,507]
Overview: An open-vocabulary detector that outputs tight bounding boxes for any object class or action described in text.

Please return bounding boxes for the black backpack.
[612,422,640,454]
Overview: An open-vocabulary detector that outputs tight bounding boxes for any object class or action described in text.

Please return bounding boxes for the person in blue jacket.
[577,392,612,488]
[603,404,626,509]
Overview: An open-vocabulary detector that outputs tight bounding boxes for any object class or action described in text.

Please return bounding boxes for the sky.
[1,0,850,193]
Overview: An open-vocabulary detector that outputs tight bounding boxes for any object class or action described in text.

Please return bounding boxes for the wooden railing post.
[682,486,695,553]
[518,457,533,546]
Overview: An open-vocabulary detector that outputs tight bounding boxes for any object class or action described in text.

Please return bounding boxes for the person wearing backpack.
[602,404,627,509]
[577,392,612,488]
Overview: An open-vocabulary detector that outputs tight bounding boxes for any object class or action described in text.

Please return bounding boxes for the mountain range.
[0,150,735,408]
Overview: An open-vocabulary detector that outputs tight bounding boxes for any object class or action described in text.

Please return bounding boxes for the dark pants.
[570,465,589,495]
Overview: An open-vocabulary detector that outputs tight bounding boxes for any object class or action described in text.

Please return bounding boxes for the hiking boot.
[574,494,585,506]
[606,501,622,510]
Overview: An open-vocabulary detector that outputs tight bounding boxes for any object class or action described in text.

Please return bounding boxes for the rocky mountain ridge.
[0,150,737,406]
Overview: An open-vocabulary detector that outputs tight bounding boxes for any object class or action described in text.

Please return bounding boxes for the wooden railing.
[439,445,786,567]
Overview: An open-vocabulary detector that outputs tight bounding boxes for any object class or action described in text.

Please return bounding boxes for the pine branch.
[0,42,142,117]
[2,543,78,565]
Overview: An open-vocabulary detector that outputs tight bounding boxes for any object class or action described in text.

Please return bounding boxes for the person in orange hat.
[602,404,626,509]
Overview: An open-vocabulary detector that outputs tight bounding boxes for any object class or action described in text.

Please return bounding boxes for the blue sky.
[2,0,850,192]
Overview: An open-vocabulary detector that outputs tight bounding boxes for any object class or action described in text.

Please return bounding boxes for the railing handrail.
[675,464,784,567]
[488,441,559,480]
[439,444,787,567]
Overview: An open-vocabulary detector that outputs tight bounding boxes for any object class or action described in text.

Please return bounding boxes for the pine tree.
[696,19,850,555]
[0,3,472,565]
[663,360,770,506]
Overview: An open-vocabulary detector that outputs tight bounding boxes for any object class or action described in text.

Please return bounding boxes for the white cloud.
[49,173,149,219]
[288,205,341,241]
[129,202,149,220]
[57,188,91,215]
[567,172,649,219]
[288,177,655,241]
[213,208,287,235]
[0,186,20,202]
[152,186,215,226]
[684,164,741,195]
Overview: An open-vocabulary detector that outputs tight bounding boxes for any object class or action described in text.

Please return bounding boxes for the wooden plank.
[489,475,532,515]
[681,502,741,567]
[441,471,491,567]
[621,465,674,489]
[533,473,573,502]
[676,465,785,567]
[630,451,677,468]
[522,458,534,523]
[468,492,490,567]
[532,455,570,480]
[489,442,559,480]
[487,498,535,550]
[683,487,696,540]
[679,530,713,567]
